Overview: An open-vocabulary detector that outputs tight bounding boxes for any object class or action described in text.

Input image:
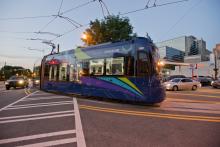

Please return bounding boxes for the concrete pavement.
[0,87,219,147]
[0,91,86,147]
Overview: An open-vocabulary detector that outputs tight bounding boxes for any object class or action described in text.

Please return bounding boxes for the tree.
[0,65,32,80]
[81,15,135,46]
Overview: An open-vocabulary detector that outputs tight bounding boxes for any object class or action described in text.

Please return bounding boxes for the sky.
[0,0,219,70]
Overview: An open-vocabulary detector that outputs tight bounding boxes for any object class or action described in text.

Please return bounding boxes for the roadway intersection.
[0,82,219,147]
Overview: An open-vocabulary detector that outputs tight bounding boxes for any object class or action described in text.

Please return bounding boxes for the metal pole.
[213,48,218,80]
[3,61,6,81]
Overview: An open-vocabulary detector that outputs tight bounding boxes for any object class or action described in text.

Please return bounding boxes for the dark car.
[5,76,29,90]
[163,75,186,82]
[211,79,220,88]
[195,76,214,86]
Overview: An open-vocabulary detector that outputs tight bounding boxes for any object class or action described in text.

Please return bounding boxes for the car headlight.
[18,80,24,84]
[211,81,214,85]
[35,80,40,83]
[166,83,171,87]
[5,81,9,85]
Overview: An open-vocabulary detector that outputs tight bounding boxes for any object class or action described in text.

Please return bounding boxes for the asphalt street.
[0,83,219,147]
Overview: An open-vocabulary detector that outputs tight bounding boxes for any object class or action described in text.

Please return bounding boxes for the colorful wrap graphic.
[97,77,143,97]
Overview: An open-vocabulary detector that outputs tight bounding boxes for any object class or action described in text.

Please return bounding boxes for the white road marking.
[16,138,77,147]
[32,93,57,96]
[0,91,39,112]
[4,102,73,110]
[0,110,74,120]
[9,101,73,108]
[0,130,76,144]
[0,113,74,124]
[73,97,86,147]
[22,96,71,101]
[160,101,220,114]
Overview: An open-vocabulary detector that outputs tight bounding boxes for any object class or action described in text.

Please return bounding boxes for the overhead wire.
[119,0,189,15]
[0,15,53,21]
[98,0,110,18]
[159,0,203,41]
[58,0,64,15]
[145,0,151,8]
[60,0,97,15]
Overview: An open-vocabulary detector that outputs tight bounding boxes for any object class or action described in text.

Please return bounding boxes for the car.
[211,79,220,88]
[164,78,201,91]
[33,77,40,87]
[5,75,29,90]
[163,75,186,82]
[194,76,214,86]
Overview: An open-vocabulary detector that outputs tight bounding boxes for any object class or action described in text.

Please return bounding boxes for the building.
[159,46,185,62]
[156,35,211,63]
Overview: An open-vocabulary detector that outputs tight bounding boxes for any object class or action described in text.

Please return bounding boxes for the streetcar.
[40,37,166,104]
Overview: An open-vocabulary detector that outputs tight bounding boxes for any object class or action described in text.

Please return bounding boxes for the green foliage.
[0,65,32,80]
[82,15,135,45]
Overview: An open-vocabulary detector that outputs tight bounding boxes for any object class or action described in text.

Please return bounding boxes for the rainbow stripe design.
[98,77,143,97]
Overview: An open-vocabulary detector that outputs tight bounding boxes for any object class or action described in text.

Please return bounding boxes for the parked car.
[163,75,186,82]
[5,75,29,90]
[194,76,214,86]
[211,79,220,88]
[164,78,201,91]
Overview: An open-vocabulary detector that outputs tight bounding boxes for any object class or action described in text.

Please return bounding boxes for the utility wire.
[0,15,53,21]
[58,0,64,15]
[159,0,203,41]
[0,31,33,34]
[145,0,151,8]
[98,0,110,17]
[51,23,89,41]
[57,15,82,28]
[120,0,188,15]
[0,54,40,59]
[60,0,96,15]
[99,0,110,16]
[34,31,61,37]
[38,16,58,32]
[99,1,106,18]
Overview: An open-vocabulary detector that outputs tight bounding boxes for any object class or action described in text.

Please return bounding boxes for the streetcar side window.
[80,60,90,76]
[49,66,58,81]
[106,57,124,75]
[69,64,77,81]
[59,63,67,81]
[89,59,104,75]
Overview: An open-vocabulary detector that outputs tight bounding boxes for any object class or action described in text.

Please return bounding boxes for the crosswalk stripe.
[0,113,74,124]
[0,130,76,144]
[0,110,74,120]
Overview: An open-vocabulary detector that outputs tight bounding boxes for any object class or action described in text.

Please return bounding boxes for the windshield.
[170,78,181,83]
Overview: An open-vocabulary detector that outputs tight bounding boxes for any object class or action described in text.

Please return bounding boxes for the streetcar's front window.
[152,45,160,75]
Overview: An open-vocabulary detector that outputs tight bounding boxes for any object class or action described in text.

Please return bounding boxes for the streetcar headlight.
[18,80,24,84]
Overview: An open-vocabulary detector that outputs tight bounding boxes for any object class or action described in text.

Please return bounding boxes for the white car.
[164,78,201,91]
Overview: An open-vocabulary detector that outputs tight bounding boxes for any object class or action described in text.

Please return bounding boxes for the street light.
[82,33,87,40]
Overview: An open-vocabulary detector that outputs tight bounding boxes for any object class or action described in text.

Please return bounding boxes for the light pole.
[213,49,218,80]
